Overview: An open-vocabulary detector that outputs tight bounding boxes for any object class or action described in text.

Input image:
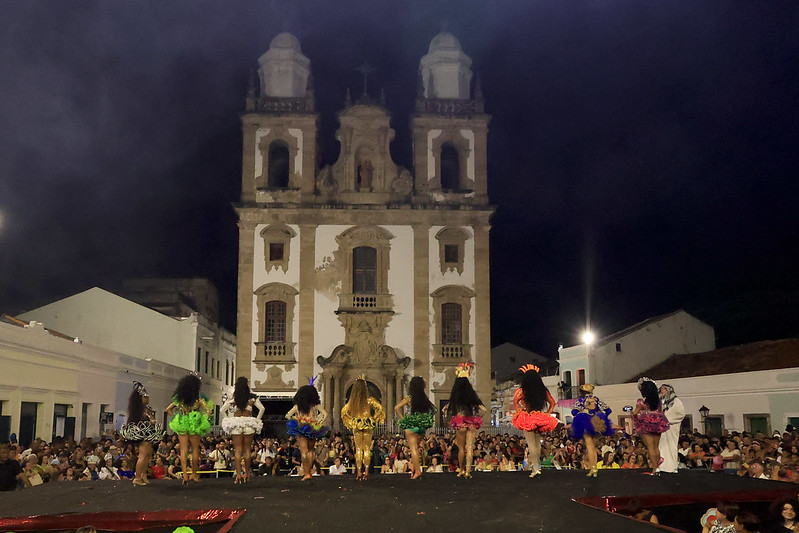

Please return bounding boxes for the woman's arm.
[394,397,409,418]
[165,402,176,416]
[370,398,386,423]
[253,397,265,420]
[285,405,298,420]
[316,405,328,425]
[545,391,556,415]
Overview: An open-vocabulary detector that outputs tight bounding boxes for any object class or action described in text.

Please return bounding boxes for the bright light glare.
[582,331,595,344]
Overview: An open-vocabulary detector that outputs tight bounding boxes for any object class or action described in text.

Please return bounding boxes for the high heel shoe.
[463,471,472,479]
[234,474,242,484]
[182,474,189,486]
[132,478,147,487]
[587,467,598,478]
[529,469,541,478]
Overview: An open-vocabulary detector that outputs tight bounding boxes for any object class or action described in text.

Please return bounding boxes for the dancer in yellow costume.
[341,376,385,480]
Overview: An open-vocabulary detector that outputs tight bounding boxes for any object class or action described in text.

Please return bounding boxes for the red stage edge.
[0,508,247,532]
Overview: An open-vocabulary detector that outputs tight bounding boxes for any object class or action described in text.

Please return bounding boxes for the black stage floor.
[0,471,795,533]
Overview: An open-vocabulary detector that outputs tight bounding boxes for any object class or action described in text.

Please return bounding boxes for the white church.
[235,31,493,427]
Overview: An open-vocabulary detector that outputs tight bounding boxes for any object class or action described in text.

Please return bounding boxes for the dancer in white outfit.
[657,383,685,474]
[221,377,265,483]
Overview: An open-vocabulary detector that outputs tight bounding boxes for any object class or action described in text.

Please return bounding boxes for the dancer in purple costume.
[632,377,670,475]
[570,383,614,477]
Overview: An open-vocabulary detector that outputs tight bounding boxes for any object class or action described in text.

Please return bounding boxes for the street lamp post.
[699,405,710,435]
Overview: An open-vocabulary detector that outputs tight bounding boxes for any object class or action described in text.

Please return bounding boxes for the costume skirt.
[571,412,613,440]
[287,415,328,439]
[120,421,165,443]
[344,417,379,432]
[450,414,483,430]
[221,416,263,435]
[633,411,670,435]
[512,411,558,433]
[398,412,435,435]
[169,411,211,436]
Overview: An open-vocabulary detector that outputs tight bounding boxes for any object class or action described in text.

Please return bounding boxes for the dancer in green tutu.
[394,376,435,480]
[165,373,214,485]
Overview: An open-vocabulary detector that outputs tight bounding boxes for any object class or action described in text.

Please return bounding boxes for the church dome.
[258,32,311,98]
[428,32,463,53]
[269,32,303,52]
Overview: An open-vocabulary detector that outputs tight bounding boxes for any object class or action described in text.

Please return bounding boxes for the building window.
[260,224,296,273]
[204,351,209,374]
[440,142,460,190]
[442,303,462,344]
[269,242,285,261]
[196,348,201,372]
[267,141,290,188]
[444,244,459,264]
[615,342,622,352]
[352,246,377,294]
[266,300,287,342]
[225,361,229,385]
[577,369,586,386]
[435,227,469,275]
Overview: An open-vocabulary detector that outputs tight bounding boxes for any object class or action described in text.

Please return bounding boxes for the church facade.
[235,31,493,427]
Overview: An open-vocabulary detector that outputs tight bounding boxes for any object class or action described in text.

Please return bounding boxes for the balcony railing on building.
[253,341,295,362]
[432,344,471,360]
[337,293,393,313]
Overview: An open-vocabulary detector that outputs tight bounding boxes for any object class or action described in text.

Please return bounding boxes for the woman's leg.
[178,434,189,484]
[642,433,661,473]
[135,441,152,484]
[231,433,243,482]
[455,430,467,476]
[406,430,421,479]
[465,429,476,477]
[243,433,255,480]
[362,432,373,479]
[189,435,202,482]
[584,435,598,476]
[297,437,311,480]
[525,431,541,476]
[353,431,365,479]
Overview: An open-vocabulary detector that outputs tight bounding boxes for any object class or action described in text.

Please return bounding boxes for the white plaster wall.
[19,288,197,370]
[384,225,414,359]
[313,225,350,375]
[254,128,270,180]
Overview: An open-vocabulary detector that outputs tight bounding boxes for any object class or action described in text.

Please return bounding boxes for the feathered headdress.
[637,377,656,387]
[519,364,540,374]
[307,375,318,387]
[455,362,474,378]
[356,374,367,382]
[133,381,148,397]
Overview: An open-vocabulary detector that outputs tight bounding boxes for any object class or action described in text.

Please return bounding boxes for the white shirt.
[329,463,347,475]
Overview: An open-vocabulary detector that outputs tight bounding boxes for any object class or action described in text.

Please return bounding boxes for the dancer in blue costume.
[165,373,213,485]
[570,383,613,477]
[394,376,435,479]
[285,378,328,481]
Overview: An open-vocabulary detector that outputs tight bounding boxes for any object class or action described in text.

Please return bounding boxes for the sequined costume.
[397,396,435,435]
[449,413,484,430]
[221,396,265,436]
[285,405,328,439]
[511,388,558,433]
[633,398,670,435]
[341,397,386,432]
[120,406,166,443]
[168,395,214,436]
[570,394,613,440]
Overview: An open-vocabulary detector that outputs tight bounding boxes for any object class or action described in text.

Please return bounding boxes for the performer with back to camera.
[511,364,558,478]
[342,375,386,480]
[394,376,436,480]
[658,383,685,474]
[119,381,165,487]
[221,377,265,484]
[444,362,486,479]
[285,378,328,481]
[165,373,214,485]
[632,377,671,475]
[571,383,614,477]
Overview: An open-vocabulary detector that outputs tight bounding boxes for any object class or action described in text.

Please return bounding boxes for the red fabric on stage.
[0,508,246,531]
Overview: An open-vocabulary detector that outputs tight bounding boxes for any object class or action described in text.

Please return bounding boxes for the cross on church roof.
[355,61,375,97]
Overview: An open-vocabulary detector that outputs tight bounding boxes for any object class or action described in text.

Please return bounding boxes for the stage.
[0,470,794,532]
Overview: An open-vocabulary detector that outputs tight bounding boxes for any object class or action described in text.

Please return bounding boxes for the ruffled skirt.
[120,421,166,443]
[633,411,670,435]
[512,411,559,433]
[169,411,211,436]
[571,412,613,440]
[287,415,328,439]
[221,416,263,435]
[398,412,435,435]
[344,417,379,432]
[450,414,483,430]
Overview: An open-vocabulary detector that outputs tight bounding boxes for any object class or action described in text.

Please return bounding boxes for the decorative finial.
[355,61,375,98]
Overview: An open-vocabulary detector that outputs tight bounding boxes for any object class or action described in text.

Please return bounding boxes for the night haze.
[1,1,798,357]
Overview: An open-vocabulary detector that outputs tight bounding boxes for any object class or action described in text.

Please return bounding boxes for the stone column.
[236,217,256,380]
[297,224,317,383]
[412,224,430,386]
[473,223,492,412]
[240,122,258,203]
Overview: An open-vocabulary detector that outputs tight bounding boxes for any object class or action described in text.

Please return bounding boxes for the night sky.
[1,1,798,357]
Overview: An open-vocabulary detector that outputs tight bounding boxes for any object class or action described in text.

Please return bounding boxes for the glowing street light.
[582,330,595,345]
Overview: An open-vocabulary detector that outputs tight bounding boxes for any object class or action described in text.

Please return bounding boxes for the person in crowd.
[165,372,214,485]
[329,457,347,475]
[341,375,385,481]
[598,451,620,469]
[98,457,120,480]
[260,456,278,476]
[120,381,166,487]
[734,511,761,532]
[285,378,328,482]
[221,376,265,484]
[394,376,435,480]
[721,440,742,475]
[632,377,670,475]
[702,503,739,533]
[658,383,686,474]
[150,456,167,480]
[427,456,444,473]
[766,497,798,532]
[511,364,558,478]
[381,456,394,474]
[571,383,614,477]
[444,362,486,479]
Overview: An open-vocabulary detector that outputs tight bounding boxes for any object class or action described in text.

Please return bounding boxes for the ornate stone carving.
[435,226,469,275]
[260,224,296,273]
[253,364,296,391]
[390,168,414,201]
[316,165,338,199]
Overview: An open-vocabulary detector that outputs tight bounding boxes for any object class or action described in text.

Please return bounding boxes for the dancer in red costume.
[443,362,486,479]
[511,364,558,478]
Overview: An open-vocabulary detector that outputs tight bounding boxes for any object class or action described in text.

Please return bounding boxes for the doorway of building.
[705,415,723,437]
[744,414,770,437]
[20,402,38,448]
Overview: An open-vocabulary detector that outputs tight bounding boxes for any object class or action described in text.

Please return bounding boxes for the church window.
[265,300,287,342]
[267,141,290,188]
[444,244,459,264]
[254,283,298,363]
[352,246,377,294]
[431,285,474,360]
[435,227,469,275]
[260,224,296,273]
[269,242,284,261]
[441,303,462,344]
[440,143,460,190]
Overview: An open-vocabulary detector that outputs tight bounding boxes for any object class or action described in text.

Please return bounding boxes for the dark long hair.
[127,388,145,424]
[447,377,483,417]
[639,380,660,410]
[233,377,251,411]
[294,385,321,415]
[173,374,201,406]
[519,369,549,412]
[408,376,434,414]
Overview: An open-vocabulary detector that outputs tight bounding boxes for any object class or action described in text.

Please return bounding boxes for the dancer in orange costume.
[511,364,558,478]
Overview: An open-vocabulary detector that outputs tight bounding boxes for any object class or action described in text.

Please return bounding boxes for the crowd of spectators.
[2,424,799,490]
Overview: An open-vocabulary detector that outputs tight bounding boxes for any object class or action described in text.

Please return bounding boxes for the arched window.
[441,303,462,345]
[267,142,290,188]
[440,143,459,190]
[352,246,377,294]
[265,300,286,342]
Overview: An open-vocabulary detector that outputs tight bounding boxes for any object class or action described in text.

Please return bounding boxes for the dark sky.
[1,1,798,357]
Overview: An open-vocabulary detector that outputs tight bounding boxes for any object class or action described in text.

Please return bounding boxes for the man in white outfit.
[658,384,685,473]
